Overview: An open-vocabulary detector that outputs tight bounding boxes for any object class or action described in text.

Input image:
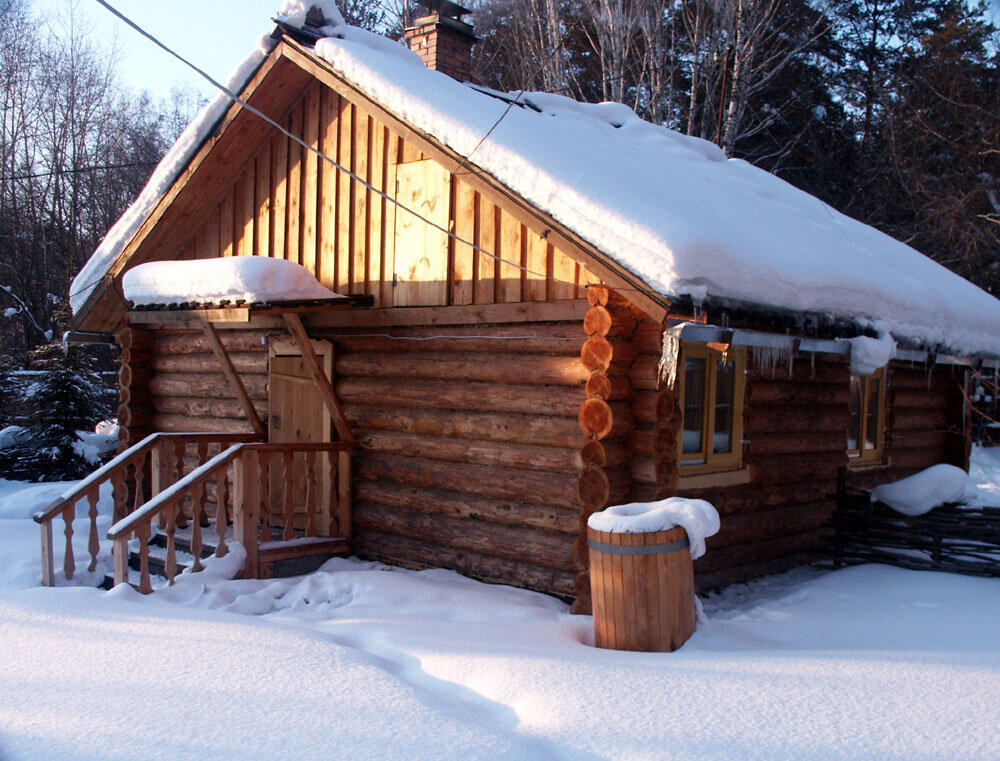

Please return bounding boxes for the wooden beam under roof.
[282,313,354,444]
[200,321,267,436]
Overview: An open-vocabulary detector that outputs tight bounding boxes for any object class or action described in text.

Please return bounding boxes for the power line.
[463,8,591,164]
[2,161,158,183]
[78,0,662,308]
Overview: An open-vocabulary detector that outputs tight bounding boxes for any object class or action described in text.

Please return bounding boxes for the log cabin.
[46,0,1000,611]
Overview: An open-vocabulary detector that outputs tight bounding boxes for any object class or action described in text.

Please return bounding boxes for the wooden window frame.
[847,367,887,464]
[677,343,746,474]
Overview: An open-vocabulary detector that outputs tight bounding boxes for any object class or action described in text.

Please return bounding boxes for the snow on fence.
[829,487,1000,577]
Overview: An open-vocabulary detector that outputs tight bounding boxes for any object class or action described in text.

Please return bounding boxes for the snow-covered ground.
[2,451,1000,760]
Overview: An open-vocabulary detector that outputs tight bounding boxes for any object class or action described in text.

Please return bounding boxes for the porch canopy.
[122,256,349,312]
[121,256,356,442]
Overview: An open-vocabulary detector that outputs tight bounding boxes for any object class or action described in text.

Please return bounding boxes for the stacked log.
[315,315,589,599]
[677,355,969,590]
[884,364,969,479]
[147,328,268,434]
[115,324,154,451]
[570,287,636,613]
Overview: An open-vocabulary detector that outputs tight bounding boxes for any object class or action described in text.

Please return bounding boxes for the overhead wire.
[77,0,665,309]
[2,161,159,183]
[461,7,591,165]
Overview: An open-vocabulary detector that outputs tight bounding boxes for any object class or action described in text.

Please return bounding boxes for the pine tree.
[878,0,1000,292]
[0,337,112,482]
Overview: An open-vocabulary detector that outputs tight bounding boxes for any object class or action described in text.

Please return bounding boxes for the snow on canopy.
[122,258,344,306]
[71,3,1000,356]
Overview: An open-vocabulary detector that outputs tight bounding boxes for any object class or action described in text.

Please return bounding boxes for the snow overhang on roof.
[70,0,1000,359]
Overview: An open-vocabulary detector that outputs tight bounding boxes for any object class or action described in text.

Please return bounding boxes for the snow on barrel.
[587,498,720,652]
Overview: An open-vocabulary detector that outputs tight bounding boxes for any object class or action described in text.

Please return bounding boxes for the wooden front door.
[393,159,450,306]
[268,338,334,534]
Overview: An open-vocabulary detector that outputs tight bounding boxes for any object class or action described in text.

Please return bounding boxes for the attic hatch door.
[393,159,450,306]
[268,337,334,534]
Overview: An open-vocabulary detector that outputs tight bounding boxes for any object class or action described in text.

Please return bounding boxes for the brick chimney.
[404,0,475,83]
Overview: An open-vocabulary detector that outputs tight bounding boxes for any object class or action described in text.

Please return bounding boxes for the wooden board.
[393,159,450,306]
[268,339,334,533]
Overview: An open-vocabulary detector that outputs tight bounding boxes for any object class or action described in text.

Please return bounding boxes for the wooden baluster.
[137,519,152,594]
[40,519,55,587]
[87,486,100,572]
[233,450,261,578]
[110,468,127,524]
[132,454,146,514]
[164,496,177,586]
[257,450,270,545]
[190,481,205,573]
[197,442,210,527]
[328,452,338,537]
[214,464,228,557]
[282,450,295,541]
[112,534,129,588]
[174,442,188,529]
[62,503,75,580]
[152,441,168,530]
[337,450,351,541]
[304,451,317,538]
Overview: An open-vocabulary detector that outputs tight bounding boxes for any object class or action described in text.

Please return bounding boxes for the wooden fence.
[829,487,1000,577]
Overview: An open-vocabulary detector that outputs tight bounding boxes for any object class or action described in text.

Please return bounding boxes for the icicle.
[659,328,681,388]
[788,350,794,379]
[810,352,816,379]
[751,343,795,380]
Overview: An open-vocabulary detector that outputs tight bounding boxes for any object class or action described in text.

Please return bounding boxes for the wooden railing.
[106,441,352,593]
[33,432,263,587]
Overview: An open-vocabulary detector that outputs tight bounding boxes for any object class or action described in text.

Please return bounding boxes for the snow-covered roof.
[71,0,1000,356]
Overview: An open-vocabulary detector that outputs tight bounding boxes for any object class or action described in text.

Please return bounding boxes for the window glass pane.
[713,358,735,453]
[683,357,706,455]
[864,377,881,450]
[847,375,861,450]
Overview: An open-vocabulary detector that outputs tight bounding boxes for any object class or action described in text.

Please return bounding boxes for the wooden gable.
[73,38,669,333]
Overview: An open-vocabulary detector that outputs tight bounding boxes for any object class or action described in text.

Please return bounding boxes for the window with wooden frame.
[847,368,886,462]
[677,343,746,472]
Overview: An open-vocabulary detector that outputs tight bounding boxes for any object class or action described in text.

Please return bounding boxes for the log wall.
[115,324,154,452]
[658,344,970,592]
[128,303,970,604]
[139,310,602,599]
[169,81,599,308]
[318,316,589,597]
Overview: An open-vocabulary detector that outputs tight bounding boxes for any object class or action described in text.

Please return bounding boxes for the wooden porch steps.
[102,528,349,590]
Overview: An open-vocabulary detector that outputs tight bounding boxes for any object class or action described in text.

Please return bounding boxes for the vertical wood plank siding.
[181,84,594,307]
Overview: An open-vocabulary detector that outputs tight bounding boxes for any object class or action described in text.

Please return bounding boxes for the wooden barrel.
[588,525,696,652]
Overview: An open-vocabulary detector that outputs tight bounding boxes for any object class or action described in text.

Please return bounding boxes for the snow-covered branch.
[0,284,52,340]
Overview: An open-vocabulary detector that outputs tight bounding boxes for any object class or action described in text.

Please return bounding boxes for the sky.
[33,0,284,100]
[30,0,1000,105]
